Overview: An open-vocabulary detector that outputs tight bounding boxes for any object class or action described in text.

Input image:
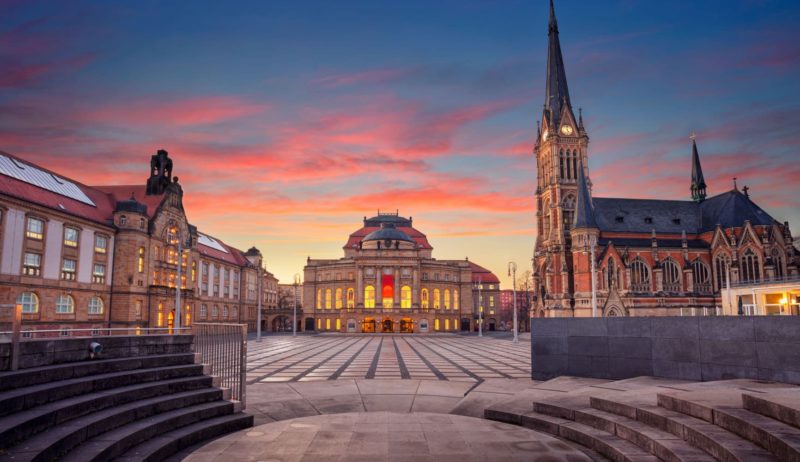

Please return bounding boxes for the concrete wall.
[531,316,800,384]
[0,334,193,371]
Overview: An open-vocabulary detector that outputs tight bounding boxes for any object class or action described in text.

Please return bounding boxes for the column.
[394,267,400,305]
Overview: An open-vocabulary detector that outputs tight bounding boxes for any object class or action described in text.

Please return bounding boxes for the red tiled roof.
[92,185,165,219]
[469,261,501,284]
[197,233,250,266]
[344,226,432,249]
[0,151,117,227]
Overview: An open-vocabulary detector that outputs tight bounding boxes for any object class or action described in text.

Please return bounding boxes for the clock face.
[560,125,574,135]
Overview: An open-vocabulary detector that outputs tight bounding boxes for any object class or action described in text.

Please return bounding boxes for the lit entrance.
[399,318,414,333]
[381,318,393,333]
[362,317,376,333]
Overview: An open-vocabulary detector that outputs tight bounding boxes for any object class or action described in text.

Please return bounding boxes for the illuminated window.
[347,288,355,309]
[433,289,440,310]
[317,318,321,330]
[26,217,44,239]
[88,297,103,315]
[93,263,106,284]
[444,289,450,310]
[64,227,79,247]
[17,292,39,313]
[401,286,411,309]
[23,252,41,276]
[454,290,459,310]
[445,319,450,331]
[167,227,177,244]
[317,289,322,309]
[335,288,343,309]
[325,289,332,309]
[138,247,145,273]
[382,276,394,309]
[434,318,440,331]
[61,258,77,280]
[326,318,331,330]
[421,289,429,310]
[55,295,74,314]
[489,296,494,308]
[191,261,197,282]
[364,285,375,308]
[336,318,341,330]
[94,234,108,253]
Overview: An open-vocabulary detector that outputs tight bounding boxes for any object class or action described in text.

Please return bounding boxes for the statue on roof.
[146,149,173,195]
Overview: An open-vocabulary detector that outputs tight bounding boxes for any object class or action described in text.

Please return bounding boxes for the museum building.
[0,149,277,336]
[303,213,501,333]
[532,1,799,317]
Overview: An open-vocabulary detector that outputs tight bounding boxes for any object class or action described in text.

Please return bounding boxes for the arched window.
[17,292,39,314]
[335,288,343,309]
[433,289,441,309]
[364,285,375,308]
[316,289,322,309]
[542,199,551,239]
[401,286,411,309]
[56,295,74,314]
[559,149,565,179]
[88,296,104,315]
[453,289,459,310]
[325,289,332,309]
[572,150,578,180]
[562,194,575,230]
[606,258,617,289]
[137,247,145,273]
[444,289,451,310]
[421,288,429,310]
[691,259,711,293]
[662,259,681,292]
[713,254,731,291]
[741,249,761,282]
[772,249,785,278]
[347,288,355,309]
[630,258,650,292]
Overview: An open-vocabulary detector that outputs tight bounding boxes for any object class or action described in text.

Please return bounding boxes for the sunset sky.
[2,0,799,287]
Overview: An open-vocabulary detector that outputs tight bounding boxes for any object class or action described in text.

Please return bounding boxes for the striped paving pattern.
[246,334,530,384]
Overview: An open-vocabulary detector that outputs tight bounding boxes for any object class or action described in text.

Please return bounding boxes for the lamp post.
[256,262,263,342]
[293,273,301,336]
[475,276,483,337]
[508,261,518,344]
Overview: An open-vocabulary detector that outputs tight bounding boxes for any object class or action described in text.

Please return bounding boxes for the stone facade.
[303,213,499,333]
[0,149,276,335]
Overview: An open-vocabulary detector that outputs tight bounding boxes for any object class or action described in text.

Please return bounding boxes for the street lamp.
[474,276,483,337]
[508,261,518,344]
[293,273,301,337]
[256,262,263,342]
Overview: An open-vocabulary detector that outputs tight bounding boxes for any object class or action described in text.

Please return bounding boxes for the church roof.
[699,189,775,229]
[543,0,575,129]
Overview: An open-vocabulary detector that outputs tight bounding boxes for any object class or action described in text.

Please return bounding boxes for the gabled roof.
[699,189,775,229]
[197,232,249,266]
[0,150,116,226]
[469,261,500,284]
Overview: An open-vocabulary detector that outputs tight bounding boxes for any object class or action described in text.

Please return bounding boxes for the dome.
[363,223,414,244]
[115,195,147,215]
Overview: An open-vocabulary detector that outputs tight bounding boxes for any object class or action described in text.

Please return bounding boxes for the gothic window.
[606,258,617,289]
[421,288,429,310]
[630,258,650,292]
[364,285,375,308]
[772,249,785,278]
[543,199,551,238]
[401,286,412,309]
[691,259,711,293]
[559,149,565,179]
[572,150,578,180]
[335,288,343,309]
[713,254,731,291]
[662,259,681,292]
[740,249,761,282]
[562,194,575,229]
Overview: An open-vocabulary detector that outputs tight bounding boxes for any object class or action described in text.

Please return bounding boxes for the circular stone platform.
[184,412,591,462]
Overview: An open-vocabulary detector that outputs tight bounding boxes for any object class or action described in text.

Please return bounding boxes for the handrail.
[192,322,247,409]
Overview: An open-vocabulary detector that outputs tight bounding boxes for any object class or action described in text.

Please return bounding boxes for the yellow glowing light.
[779,297,788,305]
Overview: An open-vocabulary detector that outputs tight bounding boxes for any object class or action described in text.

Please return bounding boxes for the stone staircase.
[485,376,800,462]
[0,351,253,461]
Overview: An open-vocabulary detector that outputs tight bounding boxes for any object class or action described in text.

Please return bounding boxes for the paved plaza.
[246,334,531,384]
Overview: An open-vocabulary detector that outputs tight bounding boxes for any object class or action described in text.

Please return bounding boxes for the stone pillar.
[356,266,363,307]
[412,269,420,307]
[394,267,400,305]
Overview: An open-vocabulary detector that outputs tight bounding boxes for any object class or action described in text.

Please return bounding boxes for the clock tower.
[533,0,590,315]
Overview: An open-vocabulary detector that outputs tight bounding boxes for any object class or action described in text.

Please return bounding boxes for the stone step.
[713,406,800,461]
[114,413,254,462]
[592,396,778,462]
[58,401,235,462]
[0,363,206,417]
[559,420,660,462]
[743,391,800,430]
[0,353,198,393]
[0,375,214,450]
[0,389,226,462]
[574,408,716,462]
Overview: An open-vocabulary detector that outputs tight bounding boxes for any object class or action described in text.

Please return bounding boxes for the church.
[532,1,798,317]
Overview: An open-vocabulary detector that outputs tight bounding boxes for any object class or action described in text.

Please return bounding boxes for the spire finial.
[742,185,749,198]
[733,177,738,190]
[549,0,558,34]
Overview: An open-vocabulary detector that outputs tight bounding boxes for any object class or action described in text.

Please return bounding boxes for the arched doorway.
[168,310,175,334]
[363,317,376,333]
[272,316,290,332]
[381,318,393,333]
[305,317,315,331]
[399,318,413,333]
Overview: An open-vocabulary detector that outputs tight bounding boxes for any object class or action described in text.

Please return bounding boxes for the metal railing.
[192,323,247,409]
[730,274,800,288]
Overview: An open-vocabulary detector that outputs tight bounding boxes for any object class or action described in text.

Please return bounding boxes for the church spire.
[573,158,598,229]
[544,0,574,129]
[690,136,707,202]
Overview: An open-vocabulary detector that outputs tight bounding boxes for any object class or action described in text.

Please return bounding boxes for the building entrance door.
[460,318,470,331]
[362,317,376,333]
[381,318,393,333]
[399,318,413,333]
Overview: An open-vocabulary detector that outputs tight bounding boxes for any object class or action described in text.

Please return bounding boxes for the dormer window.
[644,217,653,224]
[615,216,624,223]
[672,218,681,225]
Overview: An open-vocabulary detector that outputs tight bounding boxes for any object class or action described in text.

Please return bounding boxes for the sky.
[1,0,799,288]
